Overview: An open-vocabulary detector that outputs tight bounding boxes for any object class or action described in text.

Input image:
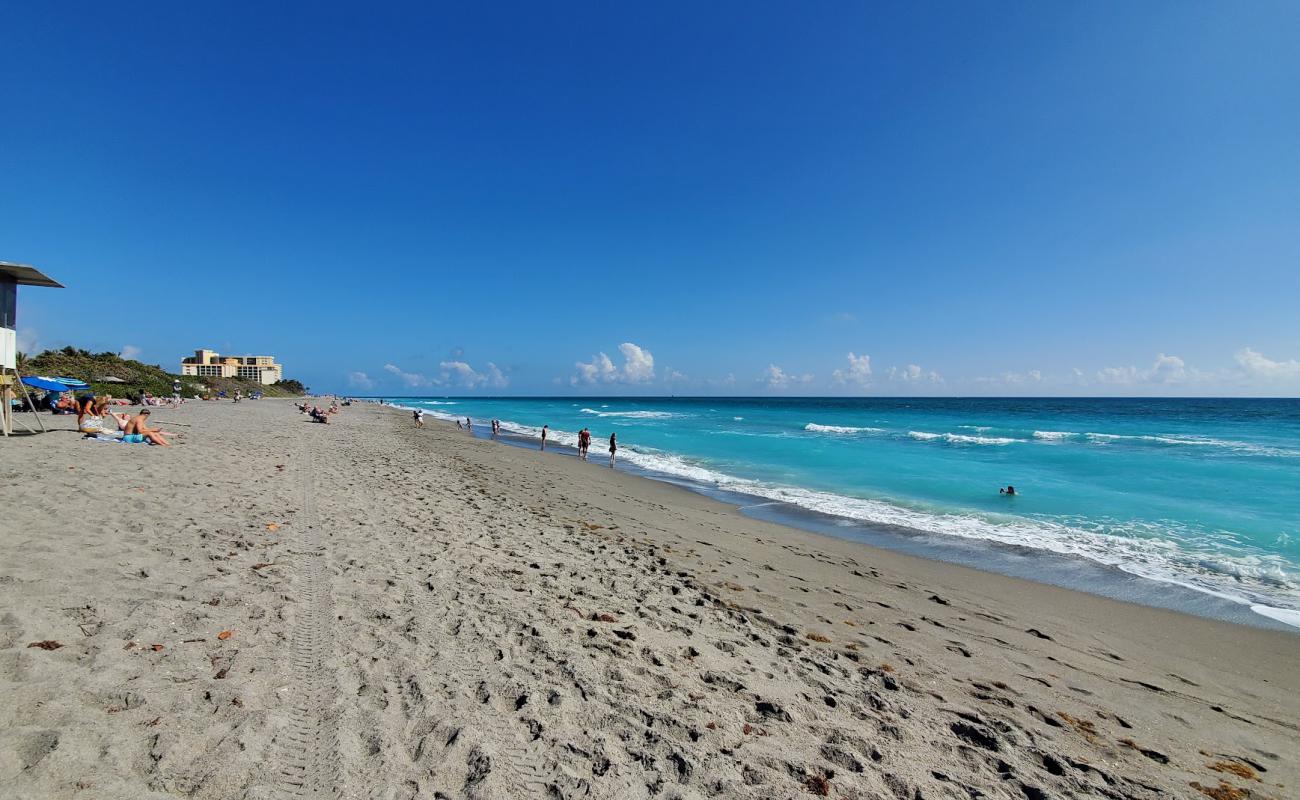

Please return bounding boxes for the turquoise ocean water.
[384,396,1300,629]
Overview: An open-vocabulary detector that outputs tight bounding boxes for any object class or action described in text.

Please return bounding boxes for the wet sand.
[1,399,1296,799]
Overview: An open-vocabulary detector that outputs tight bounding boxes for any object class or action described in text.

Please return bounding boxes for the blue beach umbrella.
[21,376,73,392]
[52,376,90,390]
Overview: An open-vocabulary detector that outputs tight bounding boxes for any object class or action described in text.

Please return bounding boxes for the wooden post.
[1,372,13,436]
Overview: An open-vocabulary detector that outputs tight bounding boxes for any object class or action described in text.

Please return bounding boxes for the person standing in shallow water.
[541,425,548,450]
[608,431,617,468]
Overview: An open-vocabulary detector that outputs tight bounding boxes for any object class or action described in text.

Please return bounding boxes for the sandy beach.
[1,399,1296,800]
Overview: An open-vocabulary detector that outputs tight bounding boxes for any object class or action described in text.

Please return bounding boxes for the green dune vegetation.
[17,347,307,399]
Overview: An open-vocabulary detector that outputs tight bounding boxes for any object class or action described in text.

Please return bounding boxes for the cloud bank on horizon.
[330,342,1300,396]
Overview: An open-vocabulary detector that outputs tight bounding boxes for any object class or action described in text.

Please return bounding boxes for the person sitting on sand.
[121,409,172,446]
[52,393,76,414]
[77,395,108,432]
[77,396,111,435]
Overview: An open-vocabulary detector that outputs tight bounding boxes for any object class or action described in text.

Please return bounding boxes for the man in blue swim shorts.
[121,409,172,446]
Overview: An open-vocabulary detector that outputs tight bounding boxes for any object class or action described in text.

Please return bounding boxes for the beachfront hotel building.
[180,349,283,385]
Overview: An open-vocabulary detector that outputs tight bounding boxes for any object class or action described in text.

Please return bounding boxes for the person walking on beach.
[578,427,590,460]
[541,424,548,450]
[413,408,424,428]
[465,417,473,433]
[608,431,617,468]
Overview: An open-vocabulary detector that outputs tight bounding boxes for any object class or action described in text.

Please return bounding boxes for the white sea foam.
[1251,605,1300,630]
[946,433,1018,445]
[1032,430,1075,440]
[805,423,886,434]
[733,416,744,421]
[580,408,676,419]
[909,431,1017,445]
[1082,432,1299,458]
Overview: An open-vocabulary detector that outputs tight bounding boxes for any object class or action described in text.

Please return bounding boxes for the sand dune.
[1,400,1296,799]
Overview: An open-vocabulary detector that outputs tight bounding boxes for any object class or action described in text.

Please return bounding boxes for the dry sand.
[1,399,1296,800]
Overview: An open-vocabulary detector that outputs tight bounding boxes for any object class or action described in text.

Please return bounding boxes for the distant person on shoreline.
[466,417,472,433]
[413,408,424,428]
[608,431,617,467]
[541,425,548,450]
[491,419,500,437]
[1000,485,1017,496]
[578,427,590,460]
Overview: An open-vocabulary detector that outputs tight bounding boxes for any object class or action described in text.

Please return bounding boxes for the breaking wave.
[580,408,677,419]
[805,423,886,434]
[909,431,1018,445]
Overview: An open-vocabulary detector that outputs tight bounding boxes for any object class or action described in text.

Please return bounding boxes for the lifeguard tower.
[1,261,64,436]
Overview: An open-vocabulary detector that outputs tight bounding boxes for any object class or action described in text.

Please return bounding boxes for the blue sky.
[2,2,1298,396]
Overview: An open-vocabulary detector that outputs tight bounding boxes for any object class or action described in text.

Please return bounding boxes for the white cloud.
[573,352,617,385]
[1234,348,1300,380]
[383,363,436,388]
[1095,353,1189,385]
[665,368,688,384]
[571,342,655,385]
[831,352,872,386]
[120,344,142,359]
[439,360,509,389]
[619,342,655,382]
[347,371,375,390]
[762,364,814,389]
[888,364,943,384]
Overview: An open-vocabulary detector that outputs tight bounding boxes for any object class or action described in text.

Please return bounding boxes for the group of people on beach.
[550,424,616,467]
[411,410,618,467]
[76,395,177,446]
[575,426,616,466]
[298,401,339,423]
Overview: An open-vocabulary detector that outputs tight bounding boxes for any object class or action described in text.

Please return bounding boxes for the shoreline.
[389,400,1300,633]
[2,398,1296,799]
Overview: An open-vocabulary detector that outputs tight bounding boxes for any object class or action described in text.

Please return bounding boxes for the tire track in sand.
[276,443,342,798]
